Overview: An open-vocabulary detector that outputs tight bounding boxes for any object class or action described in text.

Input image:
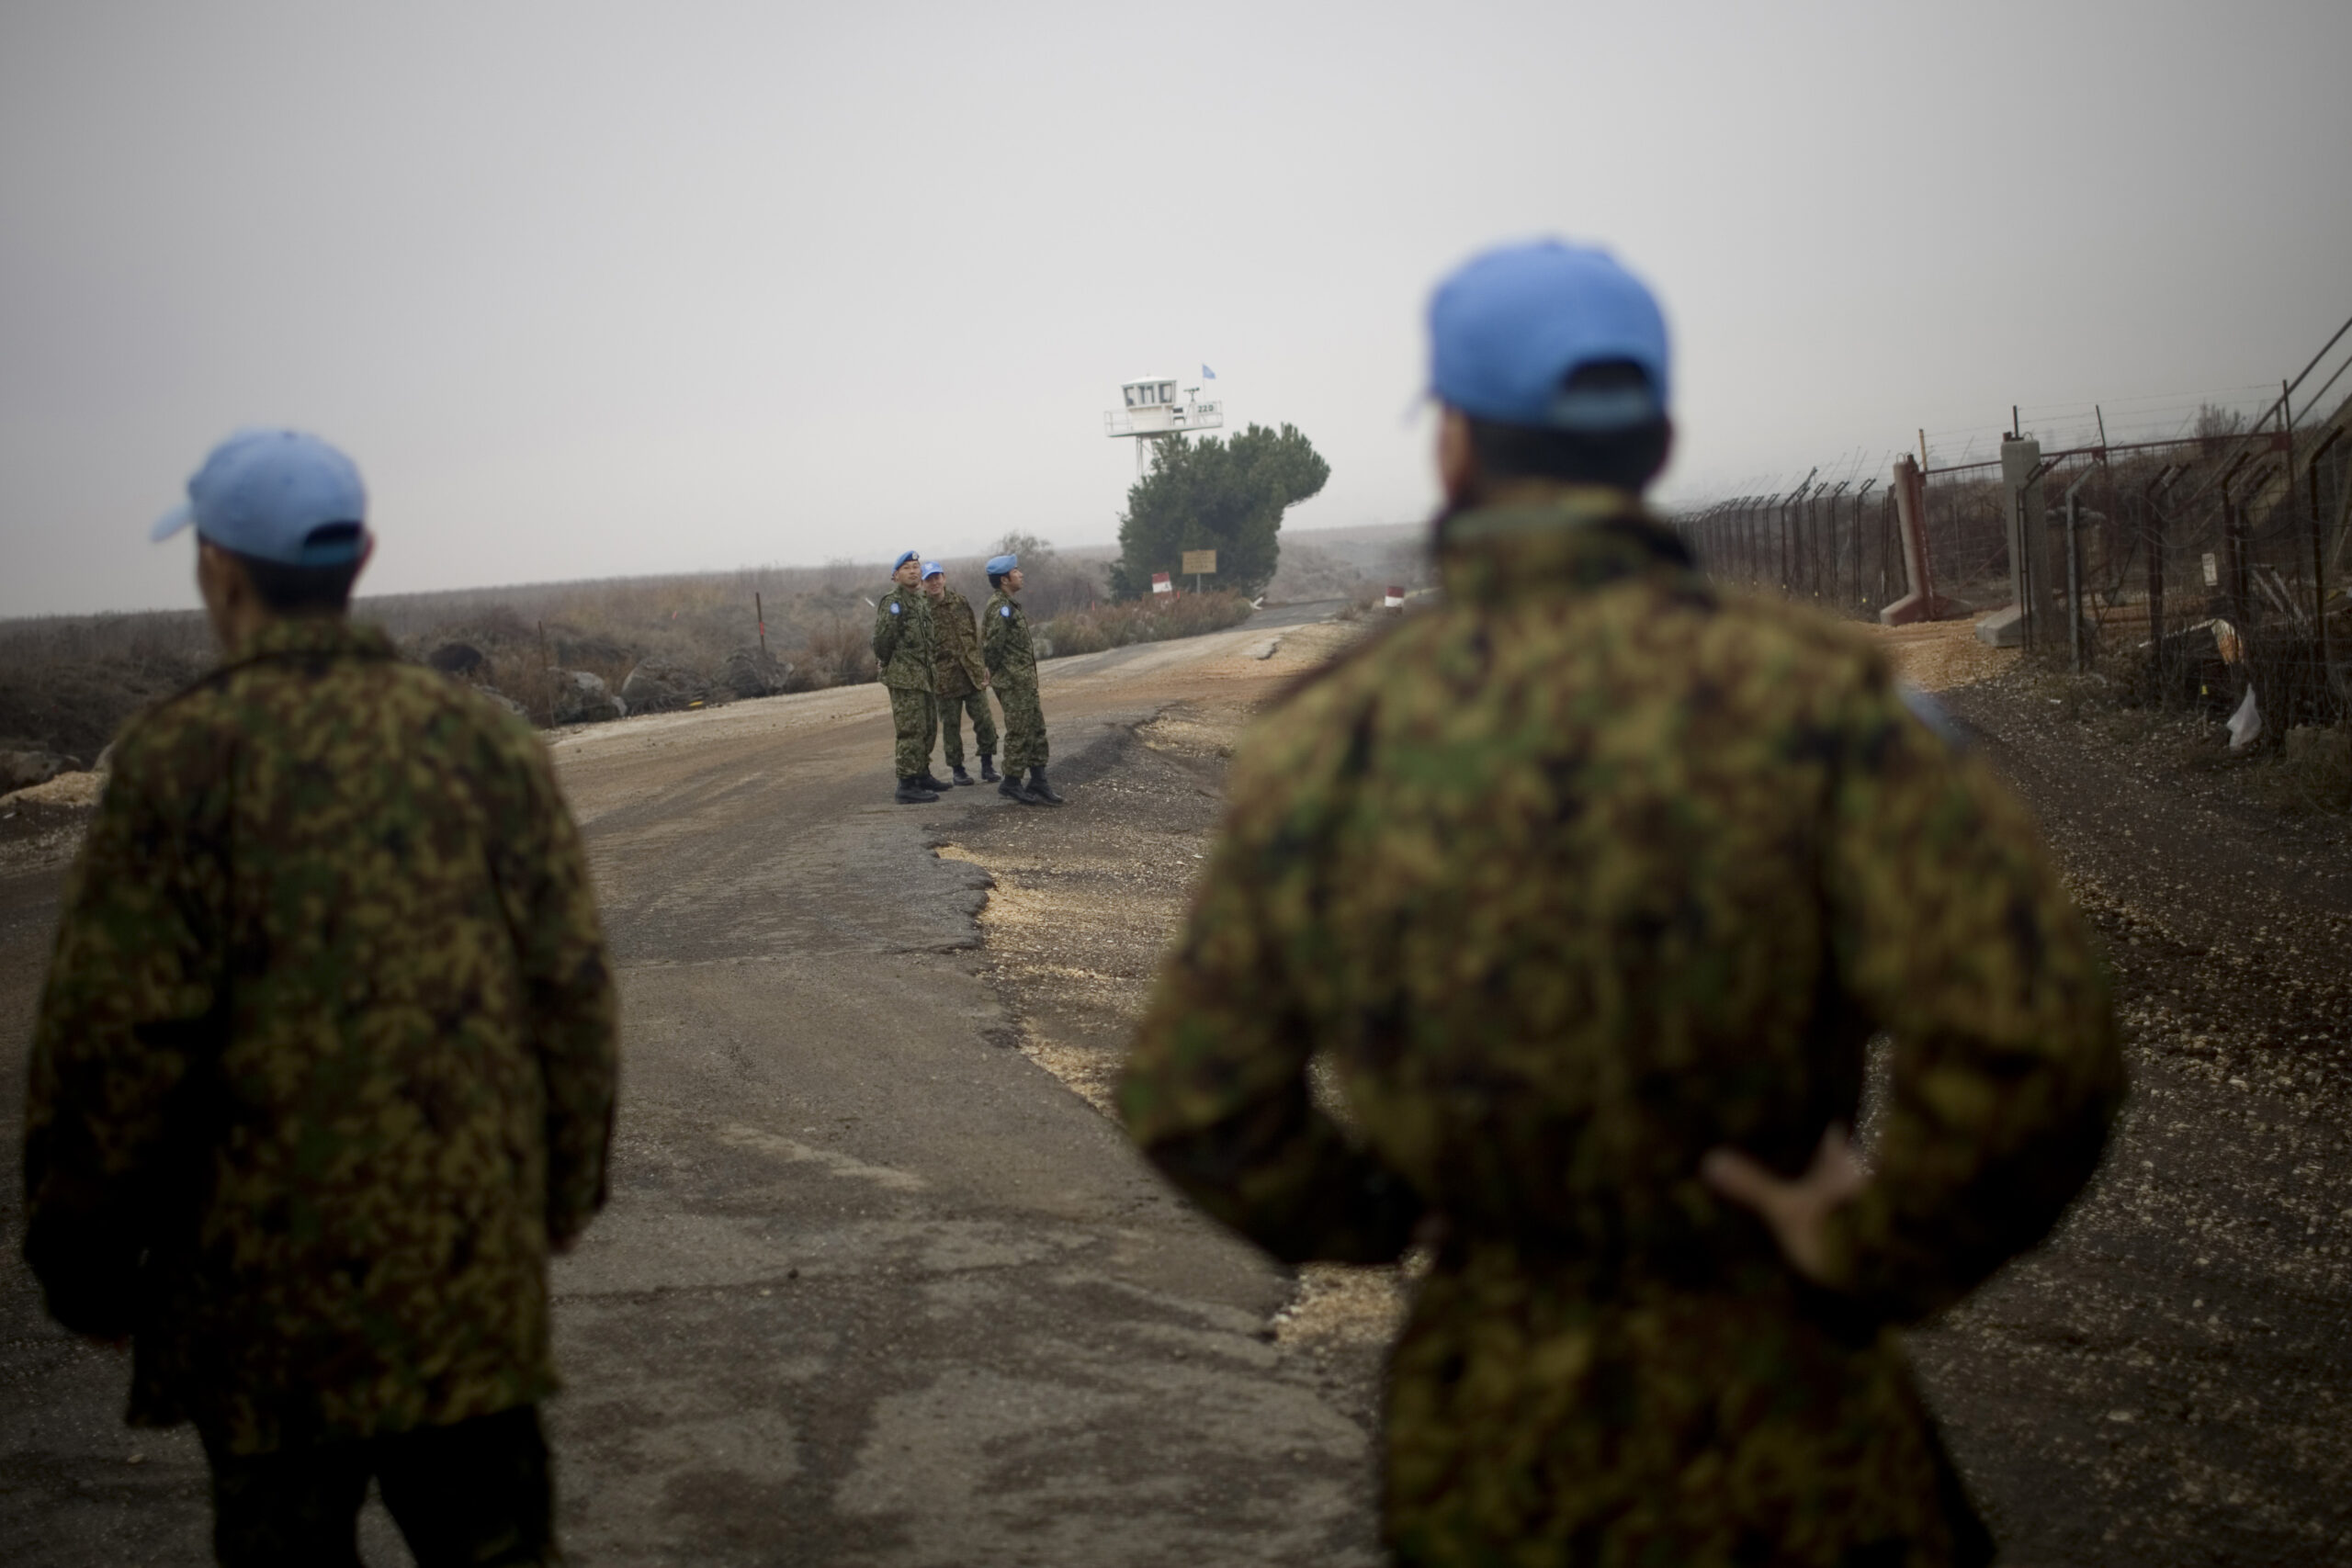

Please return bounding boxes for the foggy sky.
[5,1,2348,617]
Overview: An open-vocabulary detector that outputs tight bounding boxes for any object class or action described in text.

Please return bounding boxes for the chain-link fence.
[1670,316,2352,763]
[1674,475,1907,619]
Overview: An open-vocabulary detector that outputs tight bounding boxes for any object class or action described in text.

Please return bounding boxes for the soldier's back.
[1139,508,2112,1563]
[62,616,604,1450]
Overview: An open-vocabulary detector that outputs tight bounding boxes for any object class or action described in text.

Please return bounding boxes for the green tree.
[1108,423,1329,599]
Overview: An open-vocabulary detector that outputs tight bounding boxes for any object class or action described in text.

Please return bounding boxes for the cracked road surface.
[0,603,1381,1567]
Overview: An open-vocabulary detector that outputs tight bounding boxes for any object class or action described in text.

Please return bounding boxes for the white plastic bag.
[2226,685,2263,751]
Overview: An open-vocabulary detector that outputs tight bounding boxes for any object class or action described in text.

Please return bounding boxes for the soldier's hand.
[1700,1123,1868,1286]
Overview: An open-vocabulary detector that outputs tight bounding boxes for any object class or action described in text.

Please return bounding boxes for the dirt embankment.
[949,614,2352,1567]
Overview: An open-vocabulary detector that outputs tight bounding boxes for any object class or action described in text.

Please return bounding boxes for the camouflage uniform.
[982,589,1047,772]
[932,586,998,768]
[1118,494,2123,1567]
[24,616,617,1459]
[873,581,938,778]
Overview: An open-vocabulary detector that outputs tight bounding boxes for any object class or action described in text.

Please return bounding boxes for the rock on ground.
[620,658,711,714]
[0,750,78,793]
[720,646,793,700]
[552,669,625,725]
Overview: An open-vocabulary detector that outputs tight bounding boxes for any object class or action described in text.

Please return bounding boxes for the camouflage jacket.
[24,617,618,1455]
[1118,492,2122,1566]
[872,582,935,692]
[930,588,989,699]
[981,591,1036,689]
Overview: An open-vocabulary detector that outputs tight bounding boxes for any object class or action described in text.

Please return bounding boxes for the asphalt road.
[0,604,1378,1567]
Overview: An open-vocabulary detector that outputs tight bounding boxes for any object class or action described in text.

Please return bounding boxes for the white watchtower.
[1104,374,1223,477]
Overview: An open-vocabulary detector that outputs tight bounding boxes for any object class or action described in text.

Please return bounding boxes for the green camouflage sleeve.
[1815,676,2124,1321]
[485,725,618,1248]
[1118,694,1424,1265]
[23,723,225,1337]
[980,602,1005,673]
[872,596,901,669]
[958,602,989,687]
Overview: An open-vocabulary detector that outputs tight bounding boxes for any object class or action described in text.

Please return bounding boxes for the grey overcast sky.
[4,1,2348,616]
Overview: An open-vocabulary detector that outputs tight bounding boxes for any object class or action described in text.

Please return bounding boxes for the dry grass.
[0,542,1126,753]
[1039,590,1256,657]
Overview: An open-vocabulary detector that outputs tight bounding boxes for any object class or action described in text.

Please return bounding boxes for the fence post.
[2307,429,2342,721]
[1879,456,1941,626]
[2144,479,2168,702]
[1851,479,1878,608]
[2066,490,2084,674]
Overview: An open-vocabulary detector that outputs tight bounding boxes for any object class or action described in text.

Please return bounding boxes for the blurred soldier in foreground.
[922,560,999,785]
[24,429,618,1567]
[874,548,947,804]
[982,554,1064,806]
[1118,243,2123,1566]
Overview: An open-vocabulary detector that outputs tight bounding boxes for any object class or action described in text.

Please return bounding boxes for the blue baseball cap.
[985,554,1018,576]
[1428,241,1670,432]
[891,549,920,573]
[151,428,368,566]
[922,560,944,578]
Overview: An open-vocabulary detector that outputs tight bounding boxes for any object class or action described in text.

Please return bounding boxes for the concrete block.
[1977,605,2027,647]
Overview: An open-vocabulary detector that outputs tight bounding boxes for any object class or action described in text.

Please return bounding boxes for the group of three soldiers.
[26,240,2118,1567]
[871,548,1065,807]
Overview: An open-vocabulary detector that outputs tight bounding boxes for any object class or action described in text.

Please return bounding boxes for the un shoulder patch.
[888,602,901,615]
[1001,605,1012,617]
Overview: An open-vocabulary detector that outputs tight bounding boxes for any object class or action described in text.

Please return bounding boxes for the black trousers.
[202,1404,554,1567]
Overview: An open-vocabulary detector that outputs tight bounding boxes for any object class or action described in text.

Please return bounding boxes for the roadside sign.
[1181,550,1217,576]
[1384,585,1405,609]
[1151,571,1173,595]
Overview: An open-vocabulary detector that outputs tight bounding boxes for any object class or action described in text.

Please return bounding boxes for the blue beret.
[892,549,920,572]
[985,554,1018,575]
[1430,240,1670,431]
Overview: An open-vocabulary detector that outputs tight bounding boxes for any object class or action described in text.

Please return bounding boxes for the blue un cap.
[1428,241,1670,432]
[922,560,944,579]
[985,553,1017,576]
[151,428,368,566]
[891,549,920,573]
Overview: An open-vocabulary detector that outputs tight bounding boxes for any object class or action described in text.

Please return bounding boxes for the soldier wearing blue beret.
[982,554,1063,806]
[874,549,948,803]
[26,429,617,1565]
[1119,243,2122,1566]
[922,561,998,785]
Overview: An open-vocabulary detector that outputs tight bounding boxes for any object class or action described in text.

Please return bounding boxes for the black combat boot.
[1026,767,1067,806]
[978,754,1000,783]
[896,775,941,804]
[916,769,952,792]
[998,772,1036,804]
[950,765,975,786]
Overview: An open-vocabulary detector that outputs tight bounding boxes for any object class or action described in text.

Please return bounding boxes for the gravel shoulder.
[1903,630,2352,1568]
